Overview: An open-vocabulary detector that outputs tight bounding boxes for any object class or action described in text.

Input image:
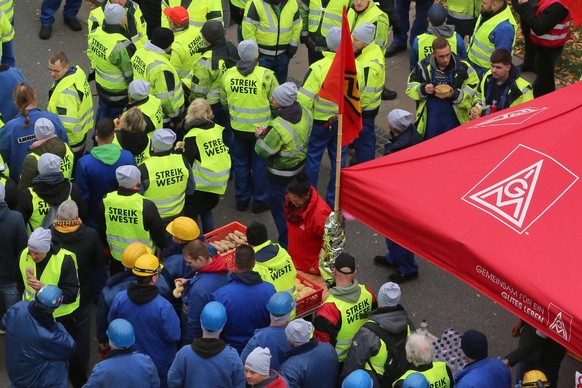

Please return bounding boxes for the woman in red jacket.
[284,173,331,275]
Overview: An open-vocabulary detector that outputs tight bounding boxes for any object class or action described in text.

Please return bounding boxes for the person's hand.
[518,0,528,4]
[425,83,435,95]
[27,278,44,291]
[511,320,524,337]
[470,105,482,119]
[502,358,511,368]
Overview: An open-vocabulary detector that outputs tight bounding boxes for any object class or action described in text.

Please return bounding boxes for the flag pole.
[334,114,343,221]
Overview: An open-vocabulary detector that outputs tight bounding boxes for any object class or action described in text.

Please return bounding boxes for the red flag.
[317,6,362,146]
[563,0,582,28]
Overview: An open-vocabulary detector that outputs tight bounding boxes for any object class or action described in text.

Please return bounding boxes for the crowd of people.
[0,0,576,386]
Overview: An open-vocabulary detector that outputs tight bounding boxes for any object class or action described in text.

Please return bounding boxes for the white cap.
[104,3,126,25]
[151,129,176,152]
[326,27,342,51]
[116,165,141,188]
[387,109,414,132]
[353,23,376,45]
[38,153,62,175]
[238,40,259,61]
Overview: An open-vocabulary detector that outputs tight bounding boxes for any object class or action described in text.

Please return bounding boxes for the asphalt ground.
[1,0,580,386]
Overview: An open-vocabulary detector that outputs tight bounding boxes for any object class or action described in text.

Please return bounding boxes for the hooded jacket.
[96,270,136,343]
[182,256,230,344]
[241,325,293,371]
[84,348,161,388]
[74,143,136,228]
[108,284,181,384]
[18,136,70,190]
[279,338,338,388]
[211,271,276,354]
[0,200,27,282]
[453,357,511,388]
[167,339,246,388]
[2,301,75,388]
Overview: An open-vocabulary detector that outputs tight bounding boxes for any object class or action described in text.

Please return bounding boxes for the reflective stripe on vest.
[324,284,374,362]
[397,362,450,387]
[446,0,480,19]
[468,7,517,69]
[27,188,71,234]
[172,27,205,79]
[307,0,348,37]
[88,2,146,47]
[184,124,231,194]
[19,248,80,318]
[161,0,224,29]
[88,28,132,93]
[223,66,274,132]
[253,241,297,297]
[0,0,14,22]
[29,145,74,181]
[141,154,189,218]
[530,0,571,47]
[103,191,154,260]
[47,66,94,146]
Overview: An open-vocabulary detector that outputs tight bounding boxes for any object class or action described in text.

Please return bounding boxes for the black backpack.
[363,321,411,388]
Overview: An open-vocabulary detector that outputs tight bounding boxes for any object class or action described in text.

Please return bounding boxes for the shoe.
[389,271,419,284]
[0,327,6,335]
[385,44,406,58]
[39,26,52,40]
[374,255,396,268]
[236,202,249,211]
[381,87,398,101]
[64,18,82,31]
[251,203,270,214]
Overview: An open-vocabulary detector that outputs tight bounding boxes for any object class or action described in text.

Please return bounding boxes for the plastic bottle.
[417,319,428,335]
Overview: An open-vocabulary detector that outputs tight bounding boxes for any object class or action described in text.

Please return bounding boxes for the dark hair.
[234,244,255,271]
[246,222,268,246]
[432,37,450,52]
[13,83,37,126]
[287,172,311,197]
[183,240,210,259]
[95,118,116,140]
[490,48,512,66]
[136,276,153,285]
[49,51,69,66]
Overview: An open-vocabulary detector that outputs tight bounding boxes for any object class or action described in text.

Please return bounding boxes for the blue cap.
[342,370,373,388]
[267,291,296,315]
[403,372,430,388]
[201,301,227,331]
[107,319,136,348]
[35,285,63,310]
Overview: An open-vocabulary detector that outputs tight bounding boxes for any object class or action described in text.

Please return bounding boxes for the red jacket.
[285,186,331,275]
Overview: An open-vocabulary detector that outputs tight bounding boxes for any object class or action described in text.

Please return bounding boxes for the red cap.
[163,6,189,25]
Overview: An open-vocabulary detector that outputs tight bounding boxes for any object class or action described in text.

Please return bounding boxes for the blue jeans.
[211,104,233,152]
[393,0,434,47]
[269,179,289,249]
[0,281,21,321]
[95,97,126,122]
[353,115,377,163]
[40,0,82,27]
[1,41,15,67]
[231,136,270,205]
[305,120,347,207]
[259,54,291,85]
[383,238,419,275]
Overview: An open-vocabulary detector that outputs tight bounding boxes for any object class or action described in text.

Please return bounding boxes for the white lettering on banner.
[475,265,545,325]
[469,107,547,128]
[548,303,573,341]
[462,145,578,234]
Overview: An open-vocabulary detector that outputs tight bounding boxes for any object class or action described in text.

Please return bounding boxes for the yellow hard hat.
[522,370,550,387]
[121,243,152,269]
[132,254,164,276]
[166,216,200,241]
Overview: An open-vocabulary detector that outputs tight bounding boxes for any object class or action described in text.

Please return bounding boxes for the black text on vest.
[90,38,108,61]
[203,139,228,156]
[38,200,50,216]
[345,299,371,324]
[155,168,184,186]
[269,263,292,281]
[230,78,258,94]
[109,207,139,224]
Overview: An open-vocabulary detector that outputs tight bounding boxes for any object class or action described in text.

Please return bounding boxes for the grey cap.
[116,165,141,188]
[326,27,342,51]
[104,3,126,25]
[28,228,52,253]
[244,347,271,376]
[152,129,176,152]
[387,109,414,132]
[285,318,313,345]
[378,282,401,307]
[128,80,150,101]
[0,181,4,202]
[272,82,297,107]
[34,118,56,140]
[353,23,376,45]
[38,153,62,175]
[238,40,259,61]
[56,200,79,221]
[428,3,447,26]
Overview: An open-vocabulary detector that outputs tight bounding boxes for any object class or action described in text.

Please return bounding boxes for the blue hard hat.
[107,319,136,348]
[267,291,296,315]
[35,285,63,310]
[200,301,227,331]
[342,370,373,388]
[403,372,430,388]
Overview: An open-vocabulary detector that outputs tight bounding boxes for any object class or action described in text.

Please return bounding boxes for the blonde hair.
[186,98,214,122]
[118,108,146,133]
